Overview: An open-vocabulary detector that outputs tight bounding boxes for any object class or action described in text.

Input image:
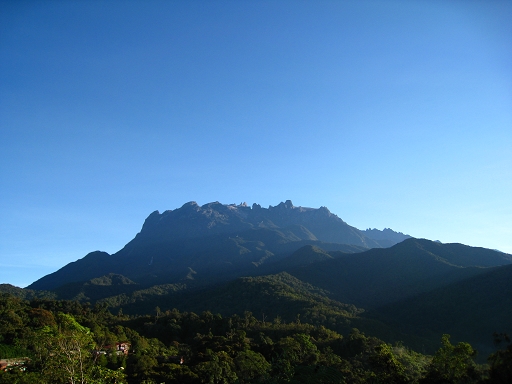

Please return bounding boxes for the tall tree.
[31,313,126,384]
[421,334,481,384]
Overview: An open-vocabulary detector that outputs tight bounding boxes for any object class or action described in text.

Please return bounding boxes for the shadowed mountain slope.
[59,238,511,322]
[370,263,512,359]
[28,201,409,291]
[51,273,139,302]
[279,238,512,309]
[19,231,512,360]
[106,272,364,326]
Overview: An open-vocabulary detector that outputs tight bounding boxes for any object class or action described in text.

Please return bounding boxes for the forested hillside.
[277,238,512,308]
[1,293,511,383]
[370,263,512,359]
[4,236,512,373]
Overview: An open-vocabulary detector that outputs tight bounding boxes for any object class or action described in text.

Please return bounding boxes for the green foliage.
[234,350,271,383]
[29,313,96,383]
[0,292,501,384]
[485,333,512,384]
[0,343,30,359]
[392,342,430,382]
[277,333,319,365]
[368,343,407,383]
[90,365,127,384]
[0,284,55,300]
[0,369,47,384]
[195,349,238,384]
[421,334,482,384]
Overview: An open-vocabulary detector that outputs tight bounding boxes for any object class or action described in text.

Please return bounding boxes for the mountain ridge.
[275,237,512,308]
[370,262,512,358]
[27,200,410,291]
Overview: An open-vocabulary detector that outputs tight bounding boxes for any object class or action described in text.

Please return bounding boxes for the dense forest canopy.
[1,293,511,383]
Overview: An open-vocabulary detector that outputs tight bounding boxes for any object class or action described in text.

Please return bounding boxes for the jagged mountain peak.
[362,227,411,247]
[273,200,294,209]
[135,202,396,257]
[27,200,411,291]
[183,201,200,208]
[137,200,357,243]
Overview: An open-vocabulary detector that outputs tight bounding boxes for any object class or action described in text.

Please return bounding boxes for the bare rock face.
[136,200,388,247]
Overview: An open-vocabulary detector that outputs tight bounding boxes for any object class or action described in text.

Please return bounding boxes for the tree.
[421,334,481,384]
[277,333,319,365]
[0,369,46,384]
[30,313,96,383]
[131,355,158,380]
[368,343,407,384]
[486,333,512,384]
[234,350,271,383]
[195,349,237,384]
[30,312,126,384]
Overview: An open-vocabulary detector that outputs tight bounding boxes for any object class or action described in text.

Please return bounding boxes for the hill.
[51,273,140,302]
[0,284,54,300]
[277,238,512,308]
[52,237,509,357]
[110,272,363,324]
[370,262,512,358]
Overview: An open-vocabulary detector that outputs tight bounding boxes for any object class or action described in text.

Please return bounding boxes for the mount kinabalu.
[28,200,410,291]
[16,200,512,362]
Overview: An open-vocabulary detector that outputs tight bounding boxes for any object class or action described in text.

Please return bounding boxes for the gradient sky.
[1,0,511,288]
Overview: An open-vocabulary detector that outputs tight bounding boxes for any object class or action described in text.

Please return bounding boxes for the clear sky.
[1,0,511,288]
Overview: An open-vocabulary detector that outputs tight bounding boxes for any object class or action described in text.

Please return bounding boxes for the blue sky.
[1,0,511,288]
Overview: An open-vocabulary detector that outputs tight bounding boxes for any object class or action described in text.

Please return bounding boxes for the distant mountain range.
[4,200,512,358]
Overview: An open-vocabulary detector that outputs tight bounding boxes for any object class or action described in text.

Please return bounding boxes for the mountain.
[275,238,512,308]
[16,200,512,360]
[28,200,408,291]
[362,228,412,247]
[370,262,512,358]
[85,238,512,357]
[61,238,510,316]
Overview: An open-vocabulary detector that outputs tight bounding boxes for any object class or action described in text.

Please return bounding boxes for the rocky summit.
[28,200,410,291]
